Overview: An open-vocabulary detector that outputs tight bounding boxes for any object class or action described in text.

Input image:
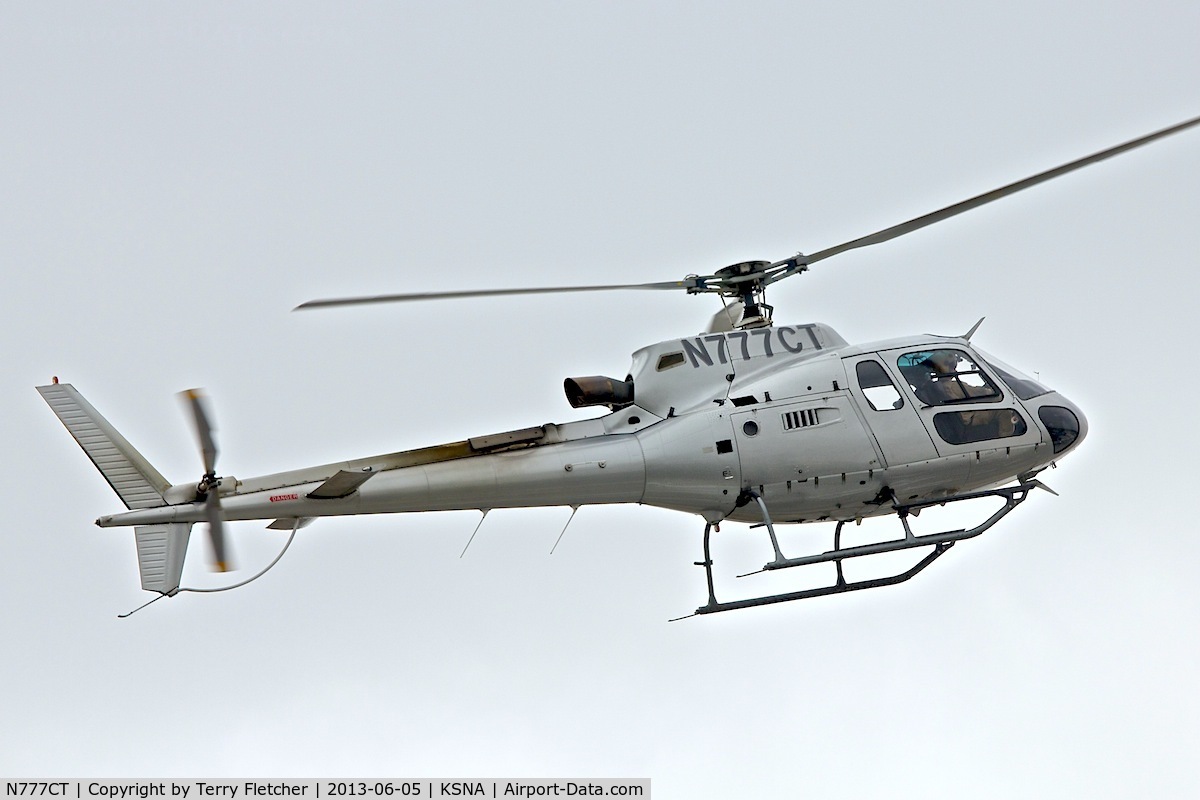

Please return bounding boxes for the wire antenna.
[460,509,490,558]
[550,506,580,554]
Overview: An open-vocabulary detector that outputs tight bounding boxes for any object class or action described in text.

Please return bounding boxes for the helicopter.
[39,114,1199,617]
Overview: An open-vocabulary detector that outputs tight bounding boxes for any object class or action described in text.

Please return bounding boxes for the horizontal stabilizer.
[38,383,170,509]
[307,468,375,499]
[134,523,191,594]
[267,517,315,530]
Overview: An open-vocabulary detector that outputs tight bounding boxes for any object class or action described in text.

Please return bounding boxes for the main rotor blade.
[205,491,232,572]
[804,114,1200,266]
[180,388,218,476]
[296,280,692,310]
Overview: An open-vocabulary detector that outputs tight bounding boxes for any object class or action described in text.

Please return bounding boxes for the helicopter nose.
[1036,396,1087,456]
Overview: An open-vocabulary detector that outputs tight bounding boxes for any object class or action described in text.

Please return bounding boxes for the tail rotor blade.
[180,388,231,571]
[205,491,232,572]
[181,388,219,476]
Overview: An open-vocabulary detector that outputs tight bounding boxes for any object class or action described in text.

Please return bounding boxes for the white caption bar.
[1,781,650,800]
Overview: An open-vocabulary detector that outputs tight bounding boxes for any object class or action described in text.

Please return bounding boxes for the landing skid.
[674,482,1041,619]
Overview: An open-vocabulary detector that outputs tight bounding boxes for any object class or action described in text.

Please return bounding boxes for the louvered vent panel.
[782,408,820,431]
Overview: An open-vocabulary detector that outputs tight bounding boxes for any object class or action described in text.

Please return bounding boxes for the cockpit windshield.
[974,349,1052,401]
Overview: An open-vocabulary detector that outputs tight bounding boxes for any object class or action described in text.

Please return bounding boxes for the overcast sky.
[3,2,1199,797]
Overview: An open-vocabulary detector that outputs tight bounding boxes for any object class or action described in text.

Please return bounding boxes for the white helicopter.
[40,115,1199,617]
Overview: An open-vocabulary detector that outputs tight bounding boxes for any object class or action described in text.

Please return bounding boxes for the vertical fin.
[134,523,192,595]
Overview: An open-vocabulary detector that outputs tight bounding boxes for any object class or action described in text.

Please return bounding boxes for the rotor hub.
[714,260,772,281]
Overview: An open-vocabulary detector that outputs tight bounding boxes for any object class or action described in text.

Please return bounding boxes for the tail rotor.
[180,389,234,572]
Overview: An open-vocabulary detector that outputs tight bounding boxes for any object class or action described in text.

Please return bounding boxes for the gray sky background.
[3,2,1199,797]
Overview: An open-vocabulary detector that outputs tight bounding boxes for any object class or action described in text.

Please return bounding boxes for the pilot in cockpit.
[907,350,967,405]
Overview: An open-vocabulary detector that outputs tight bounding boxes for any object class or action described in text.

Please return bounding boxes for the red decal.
[269,493,299,503]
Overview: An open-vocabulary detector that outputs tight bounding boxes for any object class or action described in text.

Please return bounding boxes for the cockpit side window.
[897,349,1002,406]
[856,360,904,411]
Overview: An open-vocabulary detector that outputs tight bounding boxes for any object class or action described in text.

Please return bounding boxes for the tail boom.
[96,433,649,528]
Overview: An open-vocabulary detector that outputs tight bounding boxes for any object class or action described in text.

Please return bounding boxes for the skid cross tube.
[762,482,1037,572]
[679,482,1040,618]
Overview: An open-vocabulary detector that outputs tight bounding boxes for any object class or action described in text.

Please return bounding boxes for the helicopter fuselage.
[92,321,1086,532]
[53,111,1200,606]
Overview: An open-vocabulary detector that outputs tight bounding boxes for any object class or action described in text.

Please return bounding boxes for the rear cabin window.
[897,349,1002,406]
[856,360,903,411]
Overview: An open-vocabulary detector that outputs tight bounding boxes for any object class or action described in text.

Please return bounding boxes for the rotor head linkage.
[684,258,806,328]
